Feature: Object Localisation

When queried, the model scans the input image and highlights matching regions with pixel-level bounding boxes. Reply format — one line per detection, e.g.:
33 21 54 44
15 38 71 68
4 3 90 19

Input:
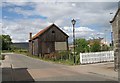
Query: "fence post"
80 53 82 64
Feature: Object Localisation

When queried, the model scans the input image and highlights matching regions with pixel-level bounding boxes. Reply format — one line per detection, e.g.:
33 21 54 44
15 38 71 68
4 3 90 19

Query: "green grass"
1 50 80 65
26 54 75 65
2 50 13 53
54 59 74 65
0 54 5 60
14 52 75 66
0 56 2 60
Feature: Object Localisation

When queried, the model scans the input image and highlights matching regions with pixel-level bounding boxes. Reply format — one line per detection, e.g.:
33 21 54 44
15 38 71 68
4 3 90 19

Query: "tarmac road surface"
1 53 118 82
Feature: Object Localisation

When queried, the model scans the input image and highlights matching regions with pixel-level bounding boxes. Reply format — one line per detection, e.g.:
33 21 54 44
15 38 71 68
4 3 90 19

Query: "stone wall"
111 8 120 70
118 7 120 70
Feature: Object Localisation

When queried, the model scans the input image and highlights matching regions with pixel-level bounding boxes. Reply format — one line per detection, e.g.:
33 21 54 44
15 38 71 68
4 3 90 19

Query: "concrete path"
1 53 118 82
68 62 118 80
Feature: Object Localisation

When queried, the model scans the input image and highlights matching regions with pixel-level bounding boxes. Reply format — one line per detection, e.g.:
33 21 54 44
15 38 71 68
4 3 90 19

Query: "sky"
1 0 119 43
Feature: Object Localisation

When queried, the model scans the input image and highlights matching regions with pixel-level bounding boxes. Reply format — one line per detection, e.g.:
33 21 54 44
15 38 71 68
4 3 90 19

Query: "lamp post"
71 19 76 65
104 29 107 45
110 12 113 49
111 31 113 48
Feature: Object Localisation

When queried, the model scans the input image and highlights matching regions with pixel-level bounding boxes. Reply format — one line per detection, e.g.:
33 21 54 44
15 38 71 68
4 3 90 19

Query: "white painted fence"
80 51 114 64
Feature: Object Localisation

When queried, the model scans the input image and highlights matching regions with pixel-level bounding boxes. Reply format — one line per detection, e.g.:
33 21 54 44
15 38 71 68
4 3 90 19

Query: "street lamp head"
71 19 76 25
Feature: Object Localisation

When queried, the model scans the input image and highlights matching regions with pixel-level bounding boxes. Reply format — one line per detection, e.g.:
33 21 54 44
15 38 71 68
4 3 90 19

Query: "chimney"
29 32 32 40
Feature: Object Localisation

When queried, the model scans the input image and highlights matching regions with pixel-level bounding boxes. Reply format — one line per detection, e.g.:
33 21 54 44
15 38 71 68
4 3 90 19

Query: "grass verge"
14 51 75 66
4 49 79 66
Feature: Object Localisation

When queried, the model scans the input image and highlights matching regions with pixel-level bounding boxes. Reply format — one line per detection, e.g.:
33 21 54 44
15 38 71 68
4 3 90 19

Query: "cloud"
0 23 2 35
2 19 52 42
2 2 28 7
2 2 118 43
6 2 117 26
2 18 103 42
3 0 120 2
63 26 104 40
8 7 35 17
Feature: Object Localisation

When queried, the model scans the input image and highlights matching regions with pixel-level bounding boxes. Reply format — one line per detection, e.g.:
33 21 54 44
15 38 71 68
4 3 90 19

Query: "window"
52 31 55 33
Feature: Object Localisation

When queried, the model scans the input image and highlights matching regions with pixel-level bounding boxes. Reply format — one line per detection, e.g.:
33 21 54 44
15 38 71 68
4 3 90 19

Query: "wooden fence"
80 51 114 64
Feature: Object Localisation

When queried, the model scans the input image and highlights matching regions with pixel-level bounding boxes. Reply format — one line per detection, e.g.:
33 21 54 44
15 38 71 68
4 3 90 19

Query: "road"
1 53 118 82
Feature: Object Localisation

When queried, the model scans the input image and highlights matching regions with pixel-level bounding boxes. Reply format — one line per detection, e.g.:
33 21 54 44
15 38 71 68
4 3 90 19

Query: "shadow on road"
2 67 35 83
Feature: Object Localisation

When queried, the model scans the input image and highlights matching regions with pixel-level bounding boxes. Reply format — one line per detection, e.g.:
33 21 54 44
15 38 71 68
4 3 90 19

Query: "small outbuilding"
29 24 69 57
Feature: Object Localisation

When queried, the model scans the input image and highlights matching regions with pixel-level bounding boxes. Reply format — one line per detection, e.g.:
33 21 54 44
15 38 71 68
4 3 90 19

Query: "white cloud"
2 2 28 7
63 26 104 39
6 2 118 27
3 0 120 2
3 18 104 42
9 8 31 16
2 19 52 42
71 3 76 7
0 23 2 35
2 2 118 43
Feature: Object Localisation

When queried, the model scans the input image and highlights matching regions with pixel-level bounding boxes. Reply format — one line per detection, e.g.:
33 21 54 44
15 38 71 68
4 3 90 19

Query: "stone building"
110 2 120 70
29 24 69 57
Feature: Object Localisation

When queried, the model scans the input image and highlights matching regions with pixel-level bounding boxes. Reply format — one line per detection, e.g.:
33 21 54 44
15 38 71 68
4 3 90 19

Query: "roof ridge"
110 7 120 23
32 23 54 40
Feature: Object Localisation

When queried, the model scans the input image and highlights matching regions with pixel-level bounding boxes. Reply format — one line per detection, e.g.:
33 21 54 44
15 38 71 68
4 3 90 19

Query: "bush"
89 40 101 52
2 50 13 53
43 51 71 61
44 52 59 61
13 49 28 53
59 51 70 60
0 54 5 60
19 49 28 53
76 55 80 64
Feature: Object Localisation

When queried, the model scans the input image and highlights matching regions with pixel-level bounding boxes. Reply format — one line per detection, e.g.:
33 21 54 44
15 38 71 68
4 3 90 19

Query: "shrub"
0 54 5 60
76 55 80 64
19 49 28 53
43 51 70 61
59 51 70 60
43 52 58 61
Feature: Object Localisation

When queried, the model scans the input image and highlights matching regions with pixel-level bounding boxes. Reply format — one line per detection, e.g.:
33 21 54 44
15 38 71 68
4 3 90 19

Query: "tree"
101 44 110 51
75 38 89 53
0 36 1 50
90 40 101 52
0 35 12 50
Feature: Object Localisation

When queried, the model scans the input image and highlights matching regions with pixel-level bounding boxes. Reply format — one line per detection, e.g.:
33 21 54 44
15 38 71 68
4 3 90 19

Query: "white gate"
80 51 114 64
